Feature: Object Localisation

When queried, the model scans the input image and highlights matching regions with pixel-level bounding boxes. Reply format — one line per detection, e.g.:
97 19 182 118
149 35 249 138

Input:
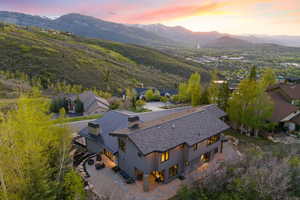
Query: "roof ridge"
112 106 206 135
131 109 208 135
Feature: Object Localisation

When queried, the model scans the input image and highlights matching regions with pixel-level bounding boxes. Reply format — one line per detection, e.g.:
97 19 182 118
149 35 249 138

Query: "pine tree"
218 82 230 110
200 89 210 105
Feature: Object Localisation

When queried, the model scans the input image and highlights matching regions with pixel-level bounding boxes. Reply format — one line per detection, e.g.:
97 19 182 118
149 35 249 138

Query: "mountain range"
0 11 300 48
0 22 209 92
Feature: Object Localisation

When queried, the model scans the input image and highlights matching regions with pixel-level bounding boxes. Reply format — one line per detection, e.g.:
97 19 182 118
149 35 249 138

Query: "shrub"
160 96 169 103
136 99 146 107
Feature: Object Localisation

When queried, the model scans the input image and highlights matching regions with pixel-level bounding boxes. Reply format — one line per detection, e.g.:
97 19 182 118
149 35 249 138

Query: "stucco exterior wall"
117 136 222 183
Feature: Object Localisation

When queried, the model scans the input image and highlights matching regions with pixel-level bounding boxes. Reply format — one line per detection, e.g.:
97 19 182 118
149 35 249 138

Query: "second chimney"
88 122 101 136
128 116 140 129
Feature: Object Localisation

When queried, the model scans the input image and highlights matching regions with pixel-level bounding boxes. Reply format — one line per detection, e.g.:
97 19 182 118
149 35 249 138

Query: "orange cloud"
122 0 277 23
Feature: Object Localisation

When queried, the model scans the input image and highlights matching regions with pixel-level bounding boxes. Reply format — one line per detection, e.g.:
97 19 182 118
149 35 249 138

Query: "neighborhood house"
267 83 300 132
66 91 110 115
122 87 177 100
79 105 229 191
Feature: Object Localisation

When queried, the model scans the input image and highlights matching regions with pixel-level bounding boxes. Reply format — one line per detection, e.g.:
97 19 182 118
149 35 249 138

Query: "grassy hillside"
0 23 207 93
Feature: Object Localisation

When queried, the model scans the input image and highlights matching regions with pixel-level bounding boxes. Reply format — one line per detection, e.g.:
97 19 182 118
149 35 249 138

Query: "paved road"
143 102 171 111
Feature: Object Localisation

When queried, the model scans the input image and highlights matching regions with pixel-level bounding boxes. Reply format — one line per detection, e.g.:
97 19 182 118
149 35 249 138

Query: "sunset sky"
1 0 300 35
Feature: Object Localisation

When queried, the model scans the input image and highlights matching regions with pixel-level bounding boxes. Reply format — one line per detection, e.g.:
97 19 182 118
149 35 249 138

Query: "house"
122 87 177 100
66 91 110 115
267 83 300 131
79 105 229 191
284 77 300 84
159 89 177 98
79 107 190 158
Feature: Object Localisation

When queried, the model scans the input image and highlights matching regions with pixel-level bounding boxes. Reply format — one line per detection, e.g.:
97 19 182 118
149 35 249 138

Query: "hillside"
0 23 208 93
204 36 254 49
134 24 228 48
0 11 177 48
1 11 299 49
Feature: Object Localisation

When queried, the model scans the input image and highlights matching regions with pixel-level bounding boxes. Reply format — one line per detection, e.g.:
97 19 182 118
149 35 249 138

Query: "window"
207 135 220 145
152 170 164 182
118 138 126 152
193 143 198 151
200 152 210 162
103 149 115 161
161 151 169 162
169 164 178 177
185 161 190 166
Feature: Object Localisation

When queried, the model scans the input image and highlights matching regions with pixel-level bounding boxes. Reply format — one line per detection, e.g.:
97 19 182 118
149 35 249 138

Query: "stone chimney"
128 116 140 129
88 122 101 136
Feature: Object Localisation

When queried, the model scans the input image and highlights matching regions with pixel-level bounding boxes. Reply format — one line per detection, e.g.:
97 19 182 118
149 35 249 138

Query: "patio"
84 142 240 200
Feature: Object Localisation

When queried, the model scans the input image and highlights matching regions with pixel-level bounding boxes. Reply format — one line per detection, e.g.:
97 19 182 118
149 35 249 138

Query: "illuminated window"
161 151 169 162
118 138 126 152
169 164 178 177
200 152 210 162
193 143 198 151
207 135 220 145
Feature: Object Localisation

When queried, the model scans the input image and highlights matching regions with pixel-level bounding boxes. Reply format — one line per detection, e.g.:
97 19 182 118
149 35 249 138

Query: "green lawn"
128 107 151 113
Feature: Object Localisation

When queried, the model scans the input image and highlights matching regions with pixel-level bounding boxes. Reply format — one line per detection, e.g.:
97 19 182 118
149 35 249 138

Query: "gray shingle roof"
127 109 229 155
79 107 190 154
200 104 227 118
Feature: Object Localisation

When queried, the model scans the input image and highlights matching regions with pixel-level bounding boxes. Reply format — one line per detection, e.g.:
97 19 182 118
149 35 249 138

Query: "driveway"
85 142 240 200
143 102 172 111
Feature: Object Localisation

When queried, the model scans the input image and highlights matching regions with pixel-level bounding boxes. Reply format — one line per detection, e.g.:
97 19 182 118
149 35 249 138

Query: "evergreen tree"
208 70 219 104
218 82 230 110
249 66 257 81
200 89 210 105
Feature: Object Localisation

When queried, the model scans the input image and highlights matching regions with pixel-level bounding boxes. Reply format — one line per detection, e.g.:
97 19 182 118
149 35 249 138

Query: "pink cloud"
122 2 228 23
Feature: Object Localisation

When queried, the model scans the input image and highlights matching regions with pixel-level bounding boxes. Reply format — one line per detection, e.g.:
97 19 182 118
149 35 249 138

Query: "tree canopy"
228 74 274 135
0 91 85 200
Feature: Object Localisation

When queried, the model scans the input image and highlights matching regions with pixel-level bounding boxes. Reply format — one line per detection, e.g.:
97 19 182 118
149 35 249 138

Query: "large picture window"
161 151 169 162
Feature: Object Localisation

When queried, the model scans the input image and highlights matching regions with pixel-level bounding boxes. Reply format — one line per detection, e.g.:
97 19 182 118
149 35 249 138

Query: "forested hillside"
0 23 208 93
